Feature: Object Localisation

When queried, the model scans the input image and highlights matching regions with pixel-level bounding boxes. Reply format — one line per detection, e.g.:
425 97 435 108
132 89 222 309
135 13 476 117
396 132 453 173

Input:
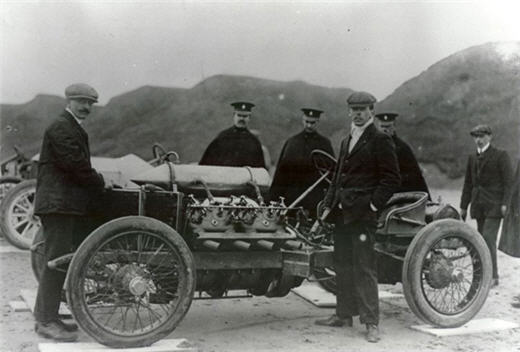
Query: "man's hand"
460 208 467 221
501 205 508 217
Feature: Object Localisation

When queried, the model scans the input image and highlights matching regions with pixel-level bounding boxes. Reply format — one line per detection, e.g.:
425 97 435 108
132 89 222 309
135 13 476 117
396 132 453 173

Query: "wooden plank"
39 338 194 352
9 300 30 312
411 318 519 336
21 289 71 317
292 282 404 308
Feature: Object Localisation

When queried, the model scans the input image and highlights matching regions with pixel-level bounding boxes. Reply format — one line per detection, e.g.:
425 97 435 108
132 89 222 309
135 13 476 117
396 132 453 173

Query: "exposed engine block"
187 195 289 234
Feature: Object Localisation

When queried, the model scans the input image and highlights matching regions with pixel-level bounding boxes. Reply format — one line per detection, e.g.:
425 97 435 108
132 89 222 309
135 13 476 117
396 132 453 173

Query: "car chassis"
30 149 493 348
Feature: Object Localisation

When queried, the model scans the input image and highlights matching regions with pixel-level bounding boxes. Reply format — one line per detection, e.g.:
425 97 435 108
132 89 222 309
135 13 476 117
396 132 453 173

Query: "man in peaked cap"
33 83 105 342
316 92 400 343
460 124 513 287
374 112 430 198
199 101 266 168
270 108 334 217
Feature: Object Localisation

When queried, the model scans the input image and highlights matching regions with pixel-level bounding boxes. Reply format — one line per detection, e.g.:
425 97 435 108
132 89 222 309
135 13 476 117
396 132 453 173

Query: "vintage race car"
28 147 492 348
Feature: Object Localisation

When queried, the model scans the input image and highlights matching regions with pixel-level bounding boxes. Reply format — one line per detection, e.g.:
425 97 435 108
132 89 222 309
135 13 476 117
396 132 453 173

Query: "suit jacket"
34 110 105 216
199 126 266 168
460 145 513 219
393 135 431 198
324 124 401 224
270 130 334 212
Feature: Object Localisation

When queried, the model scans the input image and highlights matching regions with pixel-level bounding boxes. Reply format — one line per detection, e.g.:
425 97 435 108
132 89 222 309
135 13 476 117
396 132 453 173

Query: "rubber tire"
0 176 22 204
0 176 22 237
313 267 337 295
31 227 45 282
0 179 39 249
402 219 492 328
66 216 196 348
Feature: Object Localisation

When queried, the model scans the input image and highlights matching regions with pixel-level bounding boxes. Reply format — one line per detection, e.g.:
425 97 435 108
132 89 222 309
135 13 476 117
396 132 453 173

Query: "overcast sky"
1 1 519 105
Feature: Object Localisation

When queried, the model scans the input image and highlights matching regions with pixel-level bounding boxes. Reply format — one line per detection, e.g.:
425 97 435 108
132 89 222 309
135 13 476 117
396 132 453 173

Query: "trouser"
334 220 379 325
34 214 90 323
476 217 501 279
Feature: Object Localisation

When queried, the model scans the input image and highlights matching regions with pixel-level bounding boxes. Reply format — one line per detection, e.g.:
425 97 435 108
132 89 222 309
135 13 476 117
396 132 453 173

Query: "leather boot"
366 324 380 343
315 314 353 327
35 321 78 342
55 318 78 332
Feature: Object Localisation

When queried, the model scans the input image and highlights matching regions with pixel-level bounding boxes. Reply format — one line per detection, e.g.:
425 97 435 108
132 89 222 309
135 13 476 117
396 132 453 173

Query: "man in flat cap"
374 112 430 198
460 124 513 287
270 108 334 217
199 101 266 168
316 92 400 343
33 83 105 342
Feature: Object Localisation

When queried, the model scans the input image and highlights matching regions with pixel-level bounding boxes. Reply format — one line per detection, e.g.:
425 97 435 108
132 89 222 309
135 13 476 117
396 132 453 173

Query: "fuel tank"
131 163 271 196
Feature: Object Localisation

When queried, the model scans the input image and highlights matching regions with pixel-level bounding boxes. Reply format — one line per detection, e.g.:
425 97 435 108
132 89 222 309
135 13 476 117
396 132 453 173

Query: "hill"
1 42 519 180
378 41 520 177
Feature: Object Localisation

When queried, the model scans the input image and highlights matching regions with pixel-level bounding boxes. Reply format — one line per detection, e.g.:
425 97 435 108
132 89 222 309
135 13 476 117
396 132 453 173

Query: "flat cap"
301 108 324 118
231 101 255 113
65 83 98 102
347 91 377 107
375 112 398 122
470 124 492 136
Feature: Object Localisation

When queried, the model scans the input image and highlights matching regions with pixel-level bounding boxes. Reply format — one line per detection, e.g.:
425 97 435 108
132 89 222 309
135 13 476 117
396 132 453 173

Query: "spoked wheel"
0 179 40 249
66 216 196 348
0 176 22 205
402 219 492 327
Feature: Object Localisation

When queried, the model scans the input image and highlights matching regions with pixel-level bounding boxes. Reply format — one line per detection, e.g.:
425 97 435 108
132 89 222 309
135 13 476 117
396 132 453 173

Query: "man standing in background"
199 101 266 168
460 124 513 287
374 112 430 198
270 108 334 217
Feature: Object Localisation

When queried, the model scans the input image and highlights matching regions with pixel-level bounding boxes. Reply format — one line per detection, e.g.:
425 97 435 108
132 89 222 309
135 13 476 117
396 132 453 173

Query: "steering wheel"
152 143 167 161
311 150 337 184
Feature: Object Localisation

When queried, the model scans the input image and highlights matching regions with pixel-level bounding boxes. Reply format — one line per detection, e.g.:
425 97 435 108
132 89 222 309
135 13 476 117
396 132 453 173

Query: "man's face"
375 120 395 136
472 134 491 149
233 112 250 129
68 98 95 120
349 106 373 127
302 115 319 133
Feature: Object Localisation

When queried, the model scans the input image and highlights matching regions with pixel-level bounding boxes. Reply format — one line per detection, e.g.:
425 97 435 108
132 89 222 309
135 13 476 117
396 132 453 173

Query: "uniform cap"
347 91 377 107
375 112 399 122
65 83 99 102
231 101 255 113
301 108 324 118
470 124 492 136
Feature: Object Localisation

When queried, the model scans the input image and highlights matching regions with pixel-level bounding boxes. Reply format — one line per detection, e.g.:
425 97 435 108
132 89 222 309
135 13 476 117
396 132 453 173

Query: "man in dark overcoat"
199 101 266 168
33 83 105 341
374 112 430 199
460 124 513 286
270 108 334 217
315 92 400 343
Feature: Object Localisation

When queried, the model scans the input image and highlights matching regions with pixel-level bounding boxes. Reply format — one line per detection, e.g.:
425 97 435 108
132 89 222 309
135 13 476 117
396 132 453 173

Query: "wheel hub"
113 264 155 297
426 252 454 289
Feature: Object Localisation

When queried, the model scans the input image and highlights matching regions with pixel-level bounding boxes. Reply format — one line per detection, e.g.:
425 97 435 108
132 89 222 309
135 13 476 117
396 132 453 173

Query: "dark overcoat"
498 159 520 257
324 124 401 224
270 131 334 212
460 145 513 219
393 135 430 198
34 110 105 216
199 126 266 168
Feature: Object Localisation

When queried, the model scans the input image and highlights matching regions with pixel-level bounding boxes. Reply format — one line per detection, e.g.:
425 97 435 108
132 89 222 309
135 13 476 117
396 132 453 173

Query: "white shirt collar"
350 117 373 136
66 107 83 125
478 143 490 154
